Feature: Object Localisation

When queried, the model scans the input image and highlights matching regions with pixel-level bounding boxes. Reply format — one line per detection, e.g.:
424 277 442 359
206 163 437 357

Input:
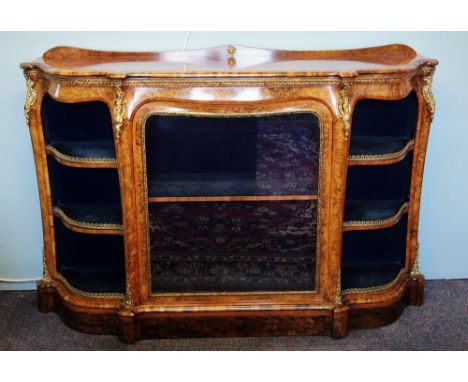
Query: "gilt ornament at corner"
422 66 435 122
338 83 352 141
334 270 342 305
123 276 133 310
24 74 38 126
411 245 420 277
113 82 127 143
42 249 51 284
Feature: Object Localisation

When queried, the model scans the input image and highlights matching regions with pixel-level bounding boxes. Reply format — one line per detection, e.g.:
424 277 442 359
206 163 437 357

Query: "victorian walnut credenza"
21 44 437 343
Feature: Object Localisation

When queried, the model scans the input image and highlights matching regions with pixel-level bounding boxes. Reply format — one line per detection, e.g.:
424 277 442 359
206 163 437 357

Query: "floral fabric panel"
149 201 317 293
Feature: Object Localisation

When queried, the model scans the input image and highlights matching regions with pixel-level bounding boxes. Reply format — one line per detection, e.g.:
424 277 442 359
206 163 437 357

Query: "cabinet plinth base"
37 281 55 313
407 274 425 306
332 305 350 339
36 273 424 343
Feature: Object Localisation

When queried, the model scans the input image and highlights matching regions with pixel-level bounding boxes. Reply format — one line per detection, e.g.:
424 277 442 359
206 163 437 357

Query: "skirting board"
0 281 39 291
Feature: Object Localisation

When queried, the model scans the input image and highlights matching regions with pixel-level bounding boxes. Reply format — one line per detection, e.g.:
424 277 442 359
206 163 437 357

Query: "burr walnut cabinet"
21 44 437 343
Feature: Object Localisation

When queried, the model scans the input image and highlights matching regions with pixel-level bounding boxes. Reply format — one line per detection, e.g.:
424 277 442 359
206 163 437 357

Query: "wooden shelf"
349 137 414 166
57 270 125 297
343 200 408 231
148 195 317 203
53 217 126 295
342 263 405 293
53 205 123 235
46 141 116 168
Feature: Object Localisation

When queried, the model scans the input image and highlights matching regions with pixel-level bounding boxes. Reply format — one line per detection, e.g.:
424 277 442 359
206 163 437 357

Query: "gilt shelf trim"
348 139 415 166
343 202 410 231
46 145 117 168
56 274 124 299
53 207 124 234
342 268 407 295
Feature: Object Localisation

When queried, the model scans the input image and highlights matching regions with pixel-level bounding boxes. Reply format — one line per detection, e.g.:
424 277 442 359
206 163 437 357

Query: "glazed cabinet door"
131 100 334 310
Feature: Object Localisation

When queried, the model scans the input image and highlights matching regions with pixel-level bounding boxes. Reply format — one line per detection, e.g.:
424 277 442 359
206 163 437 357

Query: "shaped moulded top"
20 44 438 79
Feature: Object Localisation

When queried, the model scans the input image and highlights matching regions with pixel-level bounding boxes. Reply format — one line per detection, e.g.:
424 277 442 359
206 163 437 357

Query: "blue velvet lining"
42 96 124 293
341 216 407 289
351 91 418 138
344 199 406 222
145 113 320 197
41 94 114 143
57 204 122 225
342 93 418 290
54 218 125 293
48 140 116 159
346 154 413 201
342 262 403 290
349 136 412 157
47 158 121 207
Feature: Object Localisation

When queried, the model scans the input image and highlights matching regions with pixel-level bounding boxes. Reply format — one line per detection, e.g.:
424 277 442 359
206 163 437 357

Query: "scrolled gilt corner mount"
422 66 436 121
112 82 126 143
24 74 38 125
338 83 352 141
21 44 437 342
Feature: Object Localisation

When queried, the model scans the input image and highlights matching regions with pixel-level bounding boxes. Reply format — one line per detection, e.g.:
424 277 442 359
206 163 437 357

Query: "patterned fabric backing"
255 114 320 195
149 201 318 293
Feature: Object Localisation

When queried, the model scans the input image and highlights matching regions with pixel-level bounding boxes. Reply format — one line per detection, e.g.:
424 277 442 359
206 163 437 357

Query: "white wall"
1 32 466 290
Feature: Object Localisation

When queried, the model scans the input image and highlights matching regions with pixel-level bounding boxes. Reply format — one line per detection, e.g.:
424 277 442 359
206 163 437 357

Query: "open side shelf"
41 94 116 168
54 218 125 295
351 92 419 138
47 158 122 235
53 205 123 234
46 141 116 168
349 137 414 165
345 154 413 201
341 211 408 291
342 91 419 292
343 200 408 231
349 91 418 166
342 263 405 292
47 158 121 205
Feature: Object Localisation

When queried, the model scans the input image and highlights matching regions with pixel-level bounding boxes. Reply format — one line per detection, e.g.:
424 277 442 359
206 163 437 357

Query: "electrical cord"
182 31 191 51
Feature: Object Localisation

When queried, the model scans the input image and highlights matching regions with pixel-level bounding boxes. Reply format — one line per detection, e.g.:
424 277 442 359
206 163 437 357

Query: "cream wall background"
0 32 466 290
